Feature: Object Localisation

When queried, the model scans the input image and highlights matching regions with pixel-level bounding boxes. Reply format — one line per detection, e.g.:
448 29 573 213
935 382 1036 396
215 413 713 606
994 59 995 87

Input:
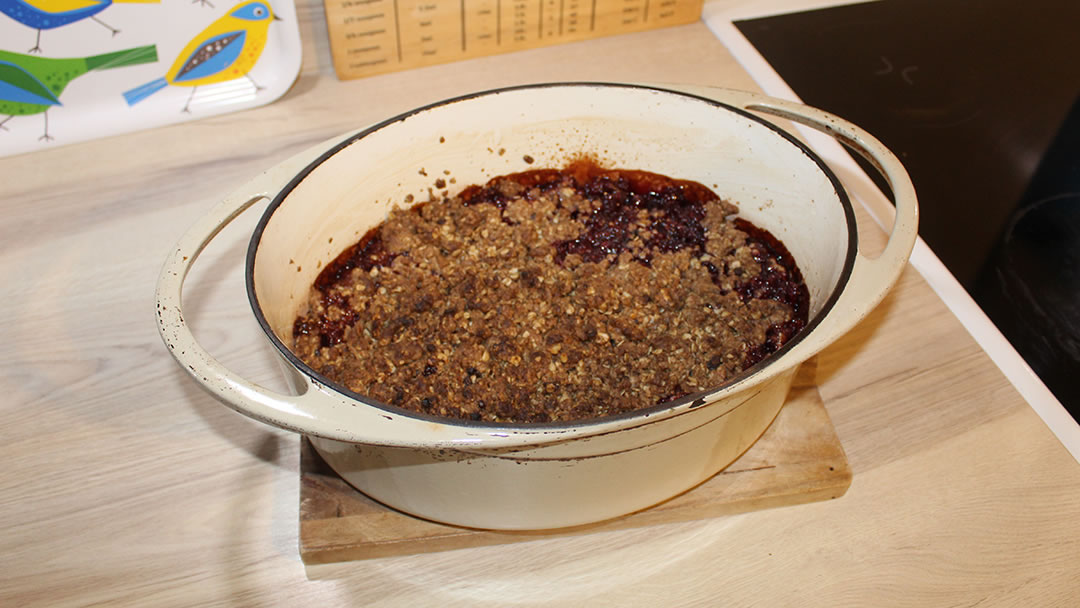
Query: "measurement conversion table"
325 0 704 78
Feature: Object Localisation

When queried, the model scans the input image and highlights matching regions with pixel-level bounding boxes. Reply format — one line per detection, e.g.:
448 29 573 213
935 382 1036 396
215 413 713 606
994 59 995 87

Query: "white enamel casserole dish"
156 83 918 529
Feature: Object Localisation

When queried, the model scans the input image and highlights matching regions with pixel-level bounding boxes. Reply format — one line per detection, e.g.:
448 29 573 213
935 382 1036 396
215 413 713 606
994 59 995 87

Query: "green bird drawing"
0 44 157 141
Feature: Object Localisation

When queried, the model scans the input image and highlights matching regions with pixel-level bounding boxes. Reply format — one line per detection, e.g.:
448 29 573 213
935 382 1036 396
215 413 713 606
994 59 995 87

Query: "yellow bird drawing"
123 0 279 112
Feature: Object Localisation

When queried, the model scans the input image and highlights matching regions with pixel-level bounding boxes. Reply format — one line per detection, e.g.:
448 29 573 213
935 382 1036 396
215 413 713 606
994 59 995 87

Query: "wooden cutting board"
323 0 705 79
298 360 850 564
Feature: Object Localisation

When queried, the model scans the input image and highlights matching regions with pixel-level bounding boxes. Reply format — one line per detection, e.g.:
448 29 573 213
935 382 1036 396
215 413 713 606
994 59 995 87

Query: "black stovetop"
735 0 1080 419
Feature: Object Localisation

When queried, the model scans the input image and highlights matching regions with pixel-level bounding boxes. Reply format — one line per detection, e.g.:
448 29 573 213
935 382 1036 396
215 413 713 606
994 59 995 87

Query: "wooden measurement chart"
324 0 704 79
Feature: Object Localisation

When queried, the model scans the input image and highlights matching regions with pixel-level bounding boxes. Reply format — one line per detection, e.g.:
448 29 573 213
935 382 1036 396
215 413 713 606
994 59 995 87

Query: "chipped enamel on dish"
156 83 918 529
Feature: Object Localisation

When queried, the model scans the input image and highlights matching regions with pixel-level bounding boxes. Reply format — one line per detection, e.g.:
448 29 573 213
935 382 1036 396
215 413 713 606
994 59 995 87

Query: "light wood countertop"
2 1 1078 605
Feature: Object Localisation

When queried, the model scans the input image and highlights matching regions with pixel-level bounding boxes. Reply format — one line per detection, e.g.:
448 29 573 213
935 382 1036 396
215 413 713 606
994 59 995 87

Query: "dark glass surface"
736 0 1080 418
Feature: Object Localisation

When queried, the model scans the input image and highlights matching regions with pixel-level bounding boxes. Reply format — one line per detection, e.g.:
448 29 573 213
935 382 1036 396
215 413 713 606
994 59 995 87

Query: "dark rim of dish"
245 82 859 430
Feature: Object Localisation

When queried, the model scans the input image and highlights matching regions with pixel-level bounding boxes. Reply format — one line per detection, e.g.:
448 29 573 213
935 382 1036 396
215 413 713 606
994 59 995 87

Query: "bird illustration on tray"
0 0 161 53
123 0 279 113
0 44 157 141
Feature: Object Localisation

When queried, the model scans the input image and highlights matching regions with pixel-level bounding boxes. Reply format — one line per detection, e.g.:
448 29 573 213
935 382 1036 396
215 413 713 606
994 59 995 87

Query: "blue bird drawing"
0 0 160 53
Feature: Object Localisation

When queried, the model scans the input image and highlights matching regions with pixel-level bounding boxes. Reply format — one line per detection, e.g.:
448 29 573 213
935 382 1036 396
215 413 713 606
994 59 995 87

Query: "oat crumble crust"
292 163 808 423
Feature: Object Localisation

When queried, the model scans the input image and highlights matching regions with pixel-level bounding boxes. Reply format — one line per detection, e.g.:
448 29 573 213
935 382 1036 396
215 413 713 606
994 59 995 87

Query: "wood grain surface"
1 0 1078 606
299 361 852 564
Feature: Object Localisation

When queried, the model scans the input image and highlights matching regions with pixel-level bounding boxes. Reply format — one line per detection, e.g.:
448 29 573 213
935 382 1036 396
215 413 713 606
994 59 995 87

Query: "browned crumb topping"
292 162 808 423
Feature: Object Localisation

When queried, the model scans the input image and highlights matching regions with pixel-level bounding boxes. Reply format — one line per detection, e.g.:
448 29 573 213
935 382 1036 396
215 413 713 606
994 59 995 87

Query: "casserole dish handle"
671 85 919 357
154 142 331 437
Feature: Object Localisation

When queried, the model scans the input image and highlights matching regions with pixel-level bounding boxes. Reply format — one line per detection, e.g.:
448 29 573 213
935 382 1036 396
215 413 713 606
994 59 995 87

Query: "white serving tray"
0 0 302 157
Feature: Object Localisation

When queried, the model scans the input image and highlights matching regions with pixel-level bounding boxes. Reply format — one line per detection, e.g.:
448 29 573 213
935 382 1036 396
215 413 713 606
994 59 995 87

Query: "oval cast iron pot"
155 83 918 530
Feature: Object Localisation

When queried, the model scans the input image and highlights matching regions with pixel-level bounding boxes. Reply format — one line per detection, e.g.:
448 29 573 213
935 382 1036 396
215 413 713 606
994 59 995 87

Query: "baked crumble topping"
292 161 808 423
